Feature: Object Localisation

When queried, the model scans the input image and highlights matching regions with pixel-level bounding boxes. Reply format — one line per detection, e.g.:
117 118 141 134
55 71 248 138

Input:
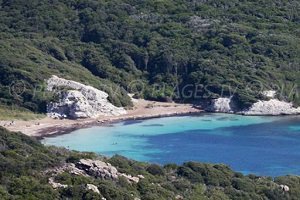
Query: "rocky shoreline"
46 76 300 117
208 92 300 116
2 76 299 139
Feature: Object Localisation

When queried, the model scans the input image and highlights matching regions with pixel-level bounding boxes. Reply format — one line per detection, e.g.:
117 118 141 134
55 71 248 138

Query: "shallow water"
42 113 300 176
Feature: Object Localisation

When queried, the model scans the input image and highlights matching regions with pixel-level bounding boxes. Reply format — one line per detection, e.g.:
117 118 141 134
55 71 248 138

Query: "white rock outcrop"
241 99 300 115
46 75 126 119
208 97 234 113
46 159 141 189
279 184 290 192
48 177 68 189
208 91 300 115
86 184 100 194
262 90 276 98
76 159 140 183
77 159 119 180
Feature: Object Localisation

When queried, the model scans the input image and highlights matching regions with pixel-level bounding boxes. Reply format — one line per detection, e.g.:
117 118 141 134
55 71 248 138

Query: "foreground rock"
47 75 126 119
77 159 140 183
46 159 142 187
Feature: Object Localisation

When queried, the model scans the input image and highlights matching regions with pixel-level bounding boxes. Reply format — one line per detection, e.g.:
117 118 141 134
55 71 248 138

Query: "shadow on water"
142 124 164 127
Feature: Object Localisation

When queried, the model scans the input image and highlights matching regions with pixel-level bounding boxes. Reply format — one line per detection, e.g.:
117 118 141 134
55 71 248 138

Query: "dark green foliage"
0 0 300 113
146 164 165 176
0 127 299 199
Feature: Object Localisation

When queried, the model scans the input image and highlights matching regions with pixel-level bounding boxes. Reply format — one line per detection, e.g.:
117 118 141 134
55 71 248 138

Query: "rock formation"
208 97 234 113
242 99 300 115
76 159 141 183
86 184 100 194
46 75 127 119
208 91 300 115
262 90 276 98
279 184 290 192
48 177 68 189
76 159 119 180
46 159 142 187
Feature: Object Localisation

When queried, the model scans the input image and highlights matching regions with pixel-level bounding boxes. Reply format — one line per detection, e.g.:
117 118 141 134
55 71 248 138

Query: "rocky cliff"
47 75 127 119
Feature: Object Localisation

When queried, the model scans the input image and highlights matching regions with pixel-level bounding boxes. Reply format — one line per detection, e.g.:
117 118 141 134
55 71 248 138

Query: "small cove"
42 113 300 176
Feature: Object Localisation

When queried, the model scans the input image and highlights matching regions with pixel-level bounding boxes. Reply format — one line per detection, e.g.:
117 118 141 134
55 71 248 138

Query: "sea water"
42 113 300 176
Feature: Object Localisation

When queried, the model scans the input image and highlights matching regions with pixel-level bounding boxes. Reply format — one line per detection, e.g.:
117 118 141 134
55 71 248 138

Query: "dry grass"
0 106 45 121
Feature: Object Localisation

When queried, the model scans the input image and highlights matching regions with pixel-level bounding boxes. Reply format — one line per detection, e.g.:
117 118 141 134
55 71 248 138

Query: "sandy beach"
0 99 202 138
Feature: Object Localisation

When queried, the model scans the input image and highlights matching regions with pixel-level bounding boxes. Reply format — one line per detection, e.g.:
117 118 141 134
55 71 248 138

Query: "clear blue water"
42 113 300 177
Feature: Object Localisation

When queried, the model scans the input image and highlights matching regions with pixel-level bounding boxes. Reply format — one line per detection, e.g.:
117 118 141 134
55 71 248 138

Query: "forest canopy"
0 0 300 112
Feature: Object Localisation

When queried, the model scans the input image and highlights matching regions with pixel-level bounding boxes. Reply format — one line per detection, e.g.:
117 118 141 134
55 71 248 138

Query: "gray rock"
241 99 300 115
46 75 126 119
77 159 119 180
86 184 100 194
208 97 234 113
48 177 68 189
77 159 139 183
208 96 300 116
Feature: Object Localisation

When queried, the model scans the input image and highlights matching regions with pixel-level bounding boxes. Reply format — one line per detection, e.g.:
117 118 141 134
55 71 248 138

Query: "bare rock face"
76 159 141 183
240 90 300 115
208 97 234 113
86 184 100 194
279 184 290 192
262 90 276 98
208 91 300 115
47 159 141 191
242 99 300 115
77 159 119 180
48 177 68 189
47 75 127 119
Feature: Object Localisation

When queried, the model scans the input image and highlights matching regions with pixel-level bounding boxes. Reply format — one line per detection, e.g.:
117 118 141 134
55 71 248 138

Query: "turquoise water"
42 113 300 176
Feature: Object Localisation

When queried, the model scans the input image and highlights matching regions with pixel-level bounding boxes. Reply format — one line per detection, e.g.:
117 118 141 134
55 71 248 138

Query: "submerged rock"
46 75 126 119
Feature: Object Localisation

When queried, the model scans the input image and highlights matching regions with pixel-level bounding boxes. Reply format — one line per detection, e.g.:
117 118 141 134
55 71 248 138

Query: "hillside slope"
0 127 299 199
0 0 300 113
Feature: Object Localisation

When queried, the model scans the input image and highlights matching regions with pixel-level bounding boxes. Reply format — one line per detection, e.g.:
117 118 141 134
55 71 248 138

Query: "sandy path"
0 99 202 138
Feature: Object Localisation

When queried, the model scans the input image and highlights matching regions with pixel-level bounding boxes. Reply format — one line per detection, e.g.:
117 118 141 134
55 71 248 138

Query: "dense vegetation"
1 127 300 199
0 0 300 113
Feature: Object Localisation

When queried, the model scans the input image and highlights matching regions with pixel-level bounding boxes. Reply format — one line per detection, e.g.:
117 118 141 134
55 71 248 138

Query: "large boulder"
47 75 127 119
